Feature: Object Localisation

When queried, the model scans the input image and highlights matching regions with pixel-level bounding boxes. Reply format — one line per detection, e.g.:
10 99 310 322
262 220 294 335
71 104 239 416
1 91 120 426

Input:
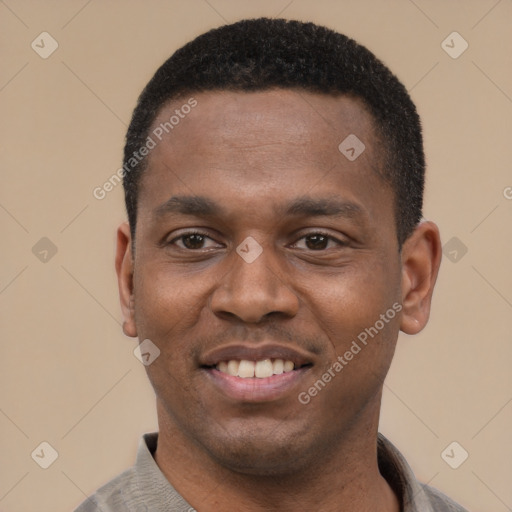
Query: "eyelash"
167 230 348 250
293 231 348 250
169 230 219 249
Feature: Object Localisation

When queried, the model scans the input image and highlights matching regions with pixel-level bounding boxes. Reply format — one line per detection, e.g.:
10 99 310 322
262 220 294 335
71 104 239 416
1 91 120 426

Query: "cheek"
306 315 399 427
312 262 401 401
297 256 400 347
131 266 210 414
132 262 211 351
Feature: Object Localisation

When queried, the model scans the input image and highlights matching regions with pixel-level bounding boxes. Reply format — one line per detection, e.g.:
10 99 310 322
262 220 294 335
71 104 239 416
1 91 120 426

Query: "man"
75 17 468 512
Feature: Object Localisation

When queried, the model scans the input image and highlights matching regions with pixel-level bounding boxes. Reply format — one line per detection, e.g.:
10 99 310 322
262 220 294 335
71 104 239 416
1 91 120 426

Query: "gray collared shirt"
74 432 469 512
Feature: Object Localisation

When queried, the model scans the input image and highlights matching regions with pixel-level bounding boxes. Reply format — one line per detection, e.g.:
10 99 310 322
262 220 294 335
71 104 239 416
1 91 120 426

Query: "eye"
169 231 221 250
292 232 346 251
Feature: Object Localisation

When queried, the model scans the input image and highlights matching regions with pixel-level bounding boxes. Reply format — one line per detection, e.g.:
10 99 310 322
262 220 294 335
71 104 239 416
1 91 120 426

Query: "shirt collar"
133 432 194 511
378 433 435 512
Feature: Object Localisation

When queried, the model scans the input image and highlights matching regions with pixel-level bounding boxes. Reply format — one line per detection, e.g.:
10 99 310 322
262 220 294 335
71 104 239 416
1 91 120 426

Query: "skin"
116 89 442 511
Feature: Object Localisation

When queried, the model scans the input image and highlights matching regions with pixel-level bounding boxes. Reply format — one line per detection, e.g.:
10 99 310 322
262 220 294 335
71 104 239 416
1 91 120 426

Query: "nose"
210 243 299 324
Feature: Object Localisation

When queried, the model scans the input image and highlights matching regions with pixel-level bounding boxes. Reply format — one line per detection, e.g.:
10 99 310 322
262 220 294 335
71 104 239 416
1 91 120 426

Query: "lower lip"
203 367 311 403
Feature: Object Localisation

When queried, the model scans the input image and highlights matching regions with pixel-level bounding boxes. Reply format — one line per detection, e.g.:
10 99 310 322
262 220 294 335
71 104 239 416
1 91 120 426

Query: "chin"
199 423 316 477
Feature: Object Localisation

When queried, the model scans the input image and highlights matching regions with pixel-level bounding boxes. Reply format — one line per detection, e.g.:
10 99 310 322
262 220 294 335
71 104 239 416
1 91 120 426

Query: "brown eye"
181 233 206 249
169 231 222 250
292 232 347 251
305 234 329 250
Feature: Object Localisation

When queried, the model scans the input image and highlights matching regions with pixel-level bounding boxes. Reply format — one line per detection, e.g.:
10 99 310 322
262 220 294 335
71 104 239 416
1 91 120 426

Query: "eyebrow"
282 196 365 220
153 195 366 223
154 195 224 218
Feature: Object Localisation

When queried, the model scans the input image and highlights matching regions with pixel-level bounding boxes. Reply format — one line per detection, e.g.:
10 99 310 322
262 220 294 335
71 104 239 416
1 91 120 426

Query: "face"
116 89 440 475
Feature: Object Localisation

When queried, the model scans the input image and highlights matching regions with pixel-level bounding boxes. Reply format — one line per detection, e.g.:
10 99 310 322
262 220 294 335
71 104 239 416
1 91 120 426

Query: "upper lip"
200 343 315 367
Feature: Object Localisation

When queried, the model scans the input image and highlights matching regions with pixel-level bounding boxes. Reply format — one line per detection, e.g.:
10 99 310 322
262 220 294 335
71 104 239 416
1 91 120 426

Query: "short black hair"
123 17 424 247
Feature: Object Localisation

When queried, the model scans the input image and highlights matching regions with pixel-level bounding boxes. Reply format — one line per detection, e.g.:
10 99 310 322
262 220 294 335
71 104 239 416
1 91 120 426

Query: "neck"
153 400 400 512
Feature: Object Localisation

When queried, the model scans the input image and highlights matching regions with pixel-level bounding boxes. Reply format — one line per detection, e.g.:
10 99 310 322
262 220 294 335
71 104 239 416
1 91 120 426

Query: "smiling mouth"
202 359 313 379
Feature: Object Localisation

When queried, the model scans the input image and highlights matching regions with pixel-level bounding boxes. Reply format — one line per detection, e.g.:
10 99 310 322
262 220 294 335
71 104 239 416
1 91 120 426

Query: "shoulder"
73 466 137 512
422 484 470 512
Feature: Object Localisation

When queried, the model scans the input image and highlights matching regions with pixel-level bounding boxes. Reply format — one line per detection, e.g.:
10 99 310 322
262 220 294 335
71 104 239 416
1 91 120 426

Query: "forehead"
137 89 391 228
147 89 378 171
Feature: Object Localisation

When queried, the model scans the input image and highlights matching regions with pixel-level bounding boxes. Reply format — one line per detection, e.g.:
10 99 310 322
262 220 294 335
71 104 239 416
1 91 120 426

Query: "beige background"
1 1 511 511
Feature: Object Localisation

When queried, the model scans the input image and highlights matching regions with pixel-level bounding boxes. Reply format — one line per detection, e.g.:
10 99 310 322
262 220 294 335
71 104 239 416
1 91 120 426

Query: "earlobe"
115 222 138 338
399 220 442 335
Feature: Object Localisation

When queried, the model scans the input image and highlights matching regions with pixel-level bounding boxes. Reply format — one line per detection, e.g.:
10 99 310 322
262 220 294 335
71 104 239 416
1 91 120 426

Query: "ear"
399 220 442 335
115 222 137 338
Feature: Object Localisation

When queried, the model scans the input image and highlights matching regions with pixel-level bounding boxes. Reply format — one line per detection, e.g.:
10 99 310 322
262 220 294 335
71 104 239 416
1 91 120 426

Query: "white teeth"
255 359 273 378
273 358 284 375
283 360 294 372
215 358 297 378
227 360 239 376
238 360 255 378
